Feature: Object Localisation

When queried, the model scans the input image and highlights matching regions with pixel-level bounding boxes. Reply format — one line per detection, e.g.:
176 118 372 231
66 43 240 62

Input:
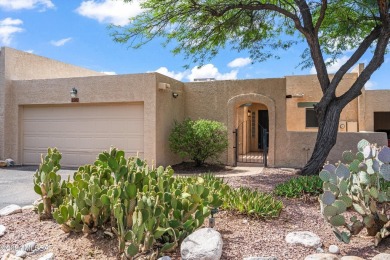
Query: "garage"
22 103 144 167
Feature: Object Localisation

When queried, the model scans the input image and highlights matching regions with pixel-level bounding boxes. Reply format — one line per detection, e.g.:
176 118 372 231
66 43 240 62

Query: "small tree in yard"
169 119 228 166
112 0 390 175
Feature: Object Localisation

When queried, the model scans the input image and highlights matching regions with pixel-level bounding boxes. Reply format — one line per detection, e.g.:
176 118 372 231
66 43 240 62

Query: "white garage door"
23 103 144 167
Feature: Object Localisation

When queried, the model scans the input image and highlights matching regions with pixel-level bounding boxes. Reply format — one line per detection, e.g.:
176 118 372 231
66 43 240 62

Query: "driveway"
0 166 75 209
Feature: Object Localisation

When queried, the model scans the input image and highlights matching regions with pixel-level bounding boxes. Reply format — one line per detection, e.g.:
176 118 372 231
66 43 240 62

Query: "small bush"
204 174 283 218
274 175 323 198
169 119 228 166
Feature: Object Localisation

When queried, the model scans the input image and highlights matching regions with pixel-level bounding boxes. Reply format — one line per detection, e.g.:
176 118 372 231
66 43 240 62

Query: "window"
306 108 318 128
251 111 256 137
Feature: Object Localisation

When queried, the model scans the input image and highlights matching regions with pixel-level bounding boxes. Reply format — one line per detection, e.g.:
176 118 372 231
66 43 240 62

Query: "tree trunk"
301 101 342 175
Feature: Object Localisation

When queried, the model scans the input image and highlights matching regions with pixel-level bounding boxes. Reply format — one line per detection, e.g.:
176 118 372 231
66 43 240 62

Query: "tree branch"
315 0 327 33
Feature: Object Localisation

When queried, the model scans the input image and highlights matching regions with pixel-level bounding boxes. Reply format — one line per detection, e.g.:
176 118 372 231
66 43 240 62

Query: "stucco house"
0 47 389 168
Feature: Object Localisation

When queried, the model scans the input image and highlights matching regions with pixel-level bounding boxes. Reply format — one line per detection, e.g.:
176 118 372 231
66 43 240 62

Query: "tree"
111 0 390 175
169 119 228 166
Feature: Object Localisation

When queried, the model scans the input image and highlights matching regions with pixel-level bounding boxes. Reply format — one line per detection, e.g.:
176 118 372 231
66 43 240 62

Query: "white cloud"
24 49 34 53
50 37 72 47
0 0 54 11
310 56 350 74
365 80 377 90
102 71 117 75
228 57 252 68
187 64 238 82
76 0 143 26
155 67 187 81
0 18 23 45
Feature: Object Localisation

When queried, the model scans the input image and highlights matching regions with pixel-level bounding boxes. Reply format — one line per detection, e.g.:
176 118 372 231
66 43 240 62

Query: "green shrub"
203 174 283 218
274 176 323 198
169 119 228 166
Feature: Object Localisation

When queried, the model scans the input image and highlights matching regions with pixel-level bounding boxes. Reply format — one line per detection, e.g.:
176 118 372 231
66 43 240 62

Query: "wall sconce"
247 110 251 117
172 92 179 98
70 87 79 102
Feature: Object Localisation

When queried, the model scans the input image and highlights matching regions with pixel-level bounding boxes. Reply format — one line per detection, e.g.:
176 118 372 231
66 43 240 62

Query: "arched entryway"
227 93 275 166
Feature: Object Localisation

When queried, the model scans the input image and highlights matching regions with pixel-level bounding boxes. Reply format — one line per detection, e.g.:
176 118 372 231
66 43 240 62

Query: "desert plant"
319 139 390 245
274 176 323 198
169 118 228 166
222 187 283 218
33 148 66 219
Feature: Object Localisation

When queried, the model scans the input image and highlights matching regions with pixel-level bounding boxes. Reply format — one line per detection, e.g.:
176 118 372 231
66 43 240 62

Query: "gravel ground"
1 167 389 260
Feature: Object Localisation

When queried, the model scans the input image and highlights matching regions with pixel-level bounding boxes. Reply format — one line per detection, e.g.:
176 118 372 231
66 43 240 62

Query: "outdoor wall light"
172 92 179 98
248 110 251 117
70 87 79 102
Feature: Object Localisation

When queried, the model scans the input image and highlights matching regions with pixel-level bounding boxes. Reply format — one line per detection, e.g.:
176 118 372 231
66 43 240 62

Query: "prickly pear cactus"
319 139 390 246
33 148 65 219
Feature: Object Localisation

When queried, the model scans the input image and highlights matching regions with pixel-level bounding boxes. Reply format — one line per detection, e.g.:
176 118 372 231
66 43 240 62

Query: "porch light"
172 92 179 98
70 87 78 98
70 87 79 102
248 110 251 117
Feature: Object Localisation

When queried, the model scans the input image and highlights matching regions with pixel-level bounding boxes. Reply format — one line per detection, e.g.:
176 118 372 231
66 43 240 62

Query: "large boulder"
181 228 223 260
0 205 22 216
372 253 390 260
285 231 322 248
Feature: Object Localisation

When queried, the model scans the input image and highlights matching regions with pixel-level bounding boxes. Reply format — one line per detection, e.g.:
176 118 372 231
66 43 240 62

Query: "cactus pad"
321 191 336 205
378 147 390 164
323 164 336 174
379 164 390 181
349 159 360 173
357 139 370 152
358 171 371 185
363 145 373 159
319 170 330 182
336 163 351 179
333 200 347 214
342 151 355 163
323 205 338 217
330 214 346 226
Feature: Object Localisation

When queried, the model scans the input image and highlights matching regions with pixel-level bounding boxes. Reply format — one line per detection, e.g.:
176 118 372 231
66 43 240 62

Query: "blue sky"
0 0 388 89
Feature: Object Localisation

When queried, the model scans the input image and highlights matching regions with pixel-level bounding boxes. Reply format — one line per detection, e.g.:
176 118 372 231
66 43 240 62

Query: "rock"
0 253 23 260
0 205 22 216
0 161 7 167
243 257 278 260
14 251 27 259
22 205 34 211
158 257 171 260
328 245 340 254
304 253 339 260
372 253 390 260
0 225 6 236
242 219 248 224
285 231 322 248
32 198 42 206
37 253 54 260
21 241 36 252
340 257 365 260
181 228 223 260
5 159 14 167
316 248 325 253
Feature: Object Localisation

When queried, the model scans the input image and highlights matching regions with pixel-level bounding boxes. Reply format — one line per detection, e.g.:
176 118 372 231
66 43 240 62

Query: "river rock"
340 256 365 260
14 251 27 259
372 253 390 260
181 228 223 260
285 231 322 248
304 253 339 260
21 241 36 252
244 257 278 260
37 253 54 260
328 245 340 254
0 225 6 236
0 205 22 216
1 253 23 260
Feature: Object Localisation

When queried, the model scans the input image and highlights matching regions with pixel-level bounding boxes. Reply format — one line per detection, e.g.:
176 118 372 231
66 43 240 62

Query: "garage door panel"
23 104 144 167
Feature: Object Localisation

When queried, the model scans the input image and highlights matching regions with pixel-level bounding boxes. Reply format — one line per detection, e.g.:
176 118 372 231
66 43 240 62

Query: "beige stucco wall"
184 78 287 167
5 73 159 165
286 74 359 131
0 47 104 160
280 131 387 168
155 73 185 166
361 90 390 131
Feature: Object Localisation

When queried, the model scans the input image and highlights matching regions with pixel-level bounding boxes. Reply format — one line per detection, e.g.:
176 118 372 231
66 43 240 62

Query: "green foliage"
319 140 390 246
274 176 323 198
169 119 228 166
33 147 66 219
223 187 283 218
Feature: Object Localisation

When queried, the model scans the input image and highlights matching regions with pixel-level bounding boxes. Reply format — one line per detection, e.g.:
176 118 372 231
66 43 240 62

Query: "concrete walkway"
0 165 263 209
